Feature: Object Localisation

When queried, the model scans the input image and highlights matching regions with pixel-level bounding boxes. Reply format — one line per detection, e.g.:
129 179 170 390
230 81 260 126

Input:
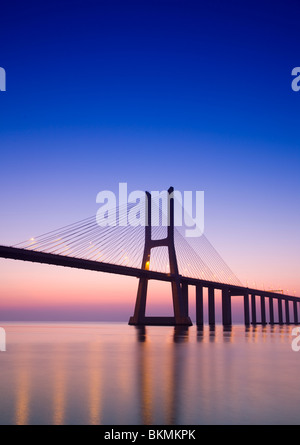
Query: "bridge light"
145 261 150 270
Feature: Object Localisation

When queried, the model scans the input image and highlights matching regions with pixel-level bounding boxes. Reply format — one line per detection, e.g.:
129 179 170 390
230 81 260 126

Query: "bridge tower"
129 187 192 326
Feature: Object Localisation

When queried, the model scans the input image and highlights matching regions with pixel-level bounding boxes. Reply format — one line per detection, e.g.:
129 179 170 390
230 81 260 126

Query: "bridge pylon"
129 187 192 326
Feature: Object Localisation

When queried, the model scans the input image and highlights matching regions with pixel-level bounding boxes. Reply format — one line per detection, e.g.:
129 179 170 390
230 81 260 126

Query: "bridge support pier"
269 297 274 324
278 299 283 325
244 293 250 325
196 285 203 326
294 301 298 324
260 296 266 325
251 294 256 324
222 288 232 326
208 287 215 326
181 282 189 318
130 276 149 325
285 300 290 324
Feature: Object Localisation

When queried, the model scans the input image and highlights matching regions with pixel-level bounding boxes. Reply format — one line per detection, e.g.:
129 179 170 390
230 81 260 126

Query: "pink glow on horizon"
0 254 297 323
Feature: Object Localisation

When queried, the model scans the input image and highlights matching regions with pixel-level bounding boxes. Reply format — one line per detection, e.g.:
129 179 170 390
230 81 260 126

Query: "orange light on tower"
145 261 150 270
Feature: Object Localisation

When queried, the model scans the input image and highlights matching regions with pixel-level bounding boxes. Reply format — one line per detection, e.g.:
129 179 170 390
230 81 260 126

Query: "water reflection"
222 325 233 343
135 326 189 424
173 326 189 343
208 325 216 343
15 348 31 425
135 327 153 424
52 345 66 425
196 326 204 342
1 323 299 425
88 341 102 425
197 325 234 343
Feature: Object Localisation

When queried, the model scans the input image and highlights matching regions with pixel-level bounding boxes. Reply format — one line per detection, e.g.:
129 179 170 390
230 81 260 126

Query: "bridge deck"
0 245 298 301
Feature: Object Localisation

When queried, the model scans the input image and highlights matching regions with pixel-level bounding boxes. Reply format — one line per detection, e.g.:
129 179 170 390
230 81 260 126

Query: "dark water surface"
0 322 299 425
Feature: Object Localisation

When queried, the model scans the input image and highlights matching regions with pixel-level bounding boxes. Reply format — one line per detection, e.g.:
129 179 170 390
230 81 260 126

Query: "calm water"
0 322 299 425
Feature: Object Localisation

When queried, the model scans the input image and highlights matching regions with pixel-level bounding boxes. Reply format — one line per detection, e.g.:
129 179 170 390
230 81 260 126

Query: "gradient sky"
0 0 299 321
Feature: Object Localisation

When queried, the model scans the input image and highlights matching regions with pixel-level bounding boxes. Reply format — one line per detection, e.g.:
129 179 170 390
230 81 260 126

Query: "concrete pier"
260 296 266 325
269 297 274 324
208 287 215 326
181 282 189 318
251 294 256 324
244 293 250 325
196 285 203 326
222 288 232 326
294 301 298 324
285 300 290 324
278 299 283 325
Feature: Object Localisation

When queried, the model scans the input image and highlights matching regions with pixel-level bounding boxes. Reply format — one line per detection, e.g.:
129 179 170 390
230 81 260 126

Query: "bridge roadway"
0 245 299 325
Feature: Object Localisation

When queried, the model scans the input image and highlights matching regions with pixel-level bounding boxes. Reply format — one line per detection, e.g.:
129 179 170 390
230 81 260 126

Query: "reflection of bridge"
0 187 298 326
7 324 235 425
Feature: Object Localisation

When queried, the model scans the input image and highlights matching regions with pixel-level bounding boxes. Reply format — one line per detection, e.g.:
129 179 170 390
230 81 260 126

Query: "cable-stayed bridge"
0 187 298 326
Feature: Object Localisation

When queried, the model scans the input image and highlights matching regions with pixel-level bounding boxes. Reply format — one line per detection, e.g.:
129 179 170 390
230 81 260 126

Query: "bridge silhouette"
0 187 298 326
